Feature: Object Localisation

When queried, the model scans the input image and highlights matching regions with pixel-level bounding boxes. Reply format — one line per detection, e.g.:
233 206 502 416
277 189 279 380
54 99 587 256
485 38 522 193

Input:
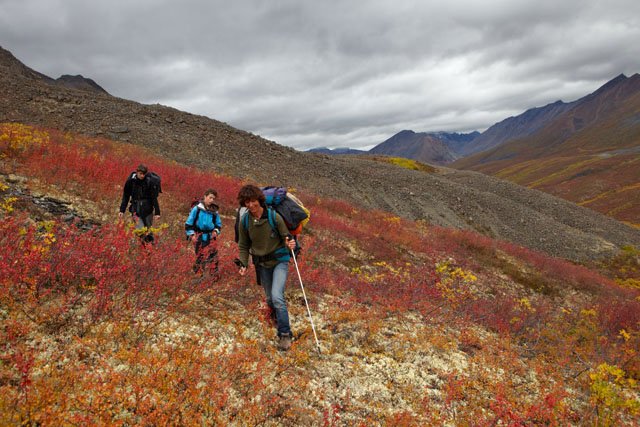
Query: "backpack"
260 186 310 235
146 172 162 198
233 187 309 255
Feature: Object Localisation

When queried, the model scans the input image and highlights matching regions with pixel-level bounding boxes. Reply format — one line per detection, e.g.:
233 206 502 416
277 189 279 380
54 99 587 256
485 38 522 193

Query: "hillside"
1 124 639 425
1 45 639 263
453 74 640 226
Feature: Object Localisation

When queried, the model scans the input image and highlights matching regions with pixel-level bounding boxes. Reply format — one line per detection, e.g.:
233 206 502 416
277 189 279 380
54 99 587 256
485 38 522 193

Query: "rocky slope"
1 46 639 262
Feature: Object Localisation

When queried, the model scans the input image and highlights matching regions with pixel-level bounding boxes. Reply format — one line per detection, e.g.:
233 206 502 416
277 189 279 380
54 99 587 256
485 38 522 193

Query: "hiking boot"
277 334 292 351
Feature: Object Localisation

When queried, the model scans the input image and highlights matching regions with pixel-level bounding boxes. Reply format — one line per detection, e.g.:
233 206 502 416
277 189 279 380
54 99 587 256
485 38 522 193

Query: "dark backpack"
233 187 309 258
146 172 162 198
260 186 309 235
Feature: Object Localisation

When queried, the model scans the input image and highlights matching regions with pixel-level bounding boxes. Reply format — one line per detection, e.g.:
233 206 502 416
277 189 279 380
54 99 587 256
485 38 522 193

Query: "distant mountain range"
310 73 640 225
453 73 640 225
310 74 638 167
1 44 639 252
369 130 479 164
307 147 366 155
309 130 480 164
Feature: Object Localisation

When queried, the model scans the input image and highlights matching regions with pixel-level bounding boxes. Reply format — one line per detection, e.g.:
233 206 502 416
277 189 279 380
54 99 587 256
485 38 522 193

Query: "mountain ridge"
1 45 639 262
451 73 640 224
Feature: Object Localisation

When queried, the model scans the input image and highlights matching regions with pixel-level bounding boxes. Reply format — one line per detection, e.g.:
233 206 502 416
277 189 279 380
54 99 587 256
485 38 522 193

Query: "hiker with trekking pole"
236 184 299 351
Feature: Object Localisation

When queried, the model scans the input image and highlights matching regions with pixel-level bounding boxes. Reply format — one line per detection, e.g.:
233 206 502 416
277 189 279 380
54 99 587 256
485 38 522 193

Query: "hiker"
236 184 297 351
118 164 161 243
185 188 222 278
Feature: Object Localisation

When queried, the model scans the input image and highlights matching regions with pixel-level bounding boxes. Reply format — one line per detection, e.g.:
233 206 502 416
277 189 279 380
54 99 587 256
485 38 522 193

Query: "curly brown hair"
237 184 265 207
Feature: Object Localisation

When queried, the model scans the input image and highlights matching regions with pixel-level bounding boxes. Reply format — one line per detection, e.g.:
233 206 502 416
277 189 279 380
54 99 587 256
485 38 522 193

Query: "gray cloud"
1 0 639 149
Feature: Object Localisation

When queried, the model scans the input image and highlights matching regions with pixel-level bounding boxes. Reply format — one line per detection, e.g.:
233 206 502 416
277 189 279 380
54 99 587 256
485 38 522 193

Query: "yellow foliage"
28 220 57 255
351 260 412 284
0 196 18 213
619 329 631 342
384 216 401 224
616 278 640 289
132 222 169 238
372 156 436 172
435 260 479 307
0 122 50 157
518 297 535 314
589 363 640 423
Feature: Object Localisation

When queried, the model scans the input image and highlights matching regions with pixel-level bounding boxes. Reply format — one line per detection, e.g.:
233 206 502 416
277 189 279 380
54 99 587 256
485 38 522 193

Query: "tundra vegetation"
1 123 639 425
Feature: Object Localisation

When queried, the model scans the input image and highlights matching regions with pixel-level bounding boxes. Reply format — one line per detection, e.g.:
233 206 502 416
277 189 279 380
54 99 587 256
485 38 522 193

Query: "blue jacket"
185 203 222 242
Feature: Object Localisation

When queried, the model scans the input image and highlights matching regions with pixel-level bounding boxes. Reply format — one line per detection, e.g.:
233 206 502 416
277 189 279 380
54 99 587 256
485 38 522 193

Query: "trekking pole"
290 248 321 354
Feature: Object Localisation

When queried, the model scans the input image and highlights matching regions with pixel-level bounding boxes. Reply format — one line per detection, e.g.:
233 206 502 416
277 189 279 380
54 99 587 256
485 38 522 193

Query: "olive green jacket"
238 208 291 268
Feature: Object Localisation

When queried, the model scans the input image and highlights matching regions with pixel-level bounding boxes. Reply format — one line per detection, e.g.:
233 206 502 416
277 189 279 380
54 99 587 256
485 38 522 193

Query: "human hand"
239 266 247 276
285 237 296 251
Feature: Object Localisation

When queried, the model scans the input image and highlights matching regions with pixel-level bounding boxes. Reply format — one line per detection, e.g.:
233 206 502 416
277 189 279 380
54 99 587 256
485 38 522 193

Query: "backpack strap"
185 206 202 234
242 208 290 264
242 211 250 231
267 207 280 239
242 208 279 236
193 207 202 232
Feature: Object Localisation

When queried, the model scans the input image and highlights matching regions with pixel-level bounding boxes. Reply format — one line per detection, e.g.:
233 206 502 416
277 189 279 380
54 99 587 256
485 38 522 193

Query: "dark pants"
133 199 155 243
135 213 155 243
194 238 219 277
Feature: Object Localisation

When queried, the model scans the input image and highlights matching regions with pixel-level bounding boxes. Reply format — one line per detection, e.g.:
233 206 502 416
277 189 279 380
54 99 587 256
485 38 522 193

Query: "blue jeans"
259 262 291 336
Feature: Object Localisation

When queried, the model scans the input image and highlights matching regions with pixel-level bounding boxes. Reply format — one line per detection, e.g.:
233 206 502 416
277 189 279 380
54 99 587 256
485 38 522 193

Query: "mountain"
0 48 108 95
55 74 109 94
307 146 366 155
452 73 640 226
2 47 640 426
309 131 479 164
368 130 479 165
1 45 639 262
460 100 577 156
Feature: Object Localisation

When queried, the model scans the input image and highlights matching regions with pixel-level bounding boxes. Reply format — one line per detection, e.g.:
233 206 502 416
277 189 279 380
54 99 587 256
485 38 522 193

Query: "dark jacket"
119 172 161 217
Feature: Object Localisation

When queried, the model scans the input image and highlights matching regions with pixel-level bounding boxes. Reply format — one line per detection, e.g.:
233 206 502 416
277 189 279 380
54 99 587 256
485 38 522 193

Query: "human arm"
213 212 222 237
119 177 133 214
185 207 199 240
237 214 251 270
153 197 161 216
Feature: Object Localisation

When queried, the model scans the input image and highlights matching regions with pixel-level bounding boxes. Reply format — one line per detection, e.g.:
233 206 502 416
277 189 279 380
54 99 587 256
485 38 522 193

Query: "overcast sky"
1 0 639 150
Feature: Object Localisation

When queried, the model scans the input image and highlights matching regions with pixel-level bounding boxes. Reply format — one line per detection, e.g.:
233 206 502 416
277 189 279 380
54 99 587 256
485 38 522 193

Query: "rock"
110 126 129 133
